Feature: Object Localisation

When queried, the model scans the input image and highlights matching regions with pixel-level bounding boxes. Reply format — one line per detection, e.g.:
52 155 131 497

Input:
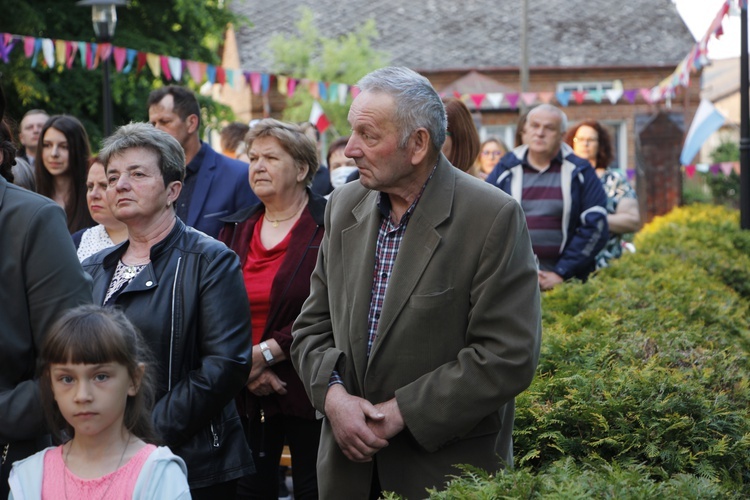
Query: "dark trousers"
191 479 239 500
237 412 321 500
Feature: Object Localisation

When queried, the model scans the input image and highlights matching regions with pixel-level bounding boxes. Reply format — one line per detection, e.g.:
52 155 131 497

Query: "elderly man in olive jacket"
291 67 542 499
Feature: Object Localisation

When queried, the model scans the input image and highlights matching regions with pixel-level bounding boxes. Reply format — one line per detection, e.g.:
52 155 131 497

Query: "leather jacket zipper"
210 422 220 448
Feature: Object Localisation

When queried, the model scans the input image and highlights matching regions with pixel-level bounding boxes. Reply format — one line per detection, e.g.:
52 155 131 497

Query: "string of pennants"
683 161 740 179
0 0 743 109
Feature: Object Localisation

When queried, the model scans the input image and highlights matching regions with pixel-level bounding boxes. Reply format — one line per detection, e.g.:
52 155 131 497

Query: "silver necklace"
63 434 131 500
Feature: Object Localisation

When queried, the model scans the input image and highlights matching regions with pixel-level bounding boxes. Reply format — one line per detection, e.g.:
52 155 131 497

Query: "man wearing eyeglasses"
485 104 608 290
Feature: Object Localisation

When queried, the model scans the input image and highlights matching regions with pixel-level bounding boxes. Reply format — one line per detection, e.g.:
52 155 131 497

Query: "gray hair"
527 104 568 133
246 119 319 185
357 67 447 152
99 122 185 185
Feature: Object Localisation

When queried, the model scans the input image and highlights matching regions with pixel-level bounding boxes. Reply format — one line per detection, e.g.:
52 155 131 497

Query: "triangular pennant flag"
36 38 48 68
206 64 216 84
351 86 361 99
249 72 261 94
23 36 35 58
626 169 636 182
123 49 137 73
470 94 485 108
160 56 172 81
318 82 328 101
521 92 537 106
685 165 696 179
555 91 571 107
261 73 270 94
623 89 638 104
113 47 127 72
328 83 338 103
605 89 623 104
55 40 66 67
308 80 320 99
588 89 604 103
65 41 78 69
186 61 204 83
98 43 112 63
146 53 161 77
709 164 721 175
695 163 710 173
338 83 348 104
505 93 520 109
0 37 17 63
225 69 236 88
216 66 226 85
538 92 555 104
453 91 462 99
309 100 330 133
485 92 504 108
720 162 734 176
288 78 298 97
572 91 586 105
78 41 87 67
639 88 653 104
168 56 182 81
136 52 147 73
87 43 97 69
277 75 289 96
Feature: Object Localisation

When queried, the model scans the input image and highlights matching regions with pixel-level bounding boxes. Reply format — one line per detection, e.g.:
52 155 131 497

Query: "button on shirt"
175 142 208 222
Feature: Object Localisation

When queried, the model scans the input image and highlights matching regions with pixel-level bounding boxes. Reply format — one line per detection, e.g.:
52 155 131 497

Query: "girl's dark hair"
564 119 614 169
442 97 480 172
40 305 159 444
0 118 16 183
34 115 94 233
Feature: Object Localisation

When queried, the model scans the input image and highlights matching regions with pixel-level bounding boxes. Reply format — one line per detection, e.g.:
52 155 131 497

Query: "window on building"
557 81 616 102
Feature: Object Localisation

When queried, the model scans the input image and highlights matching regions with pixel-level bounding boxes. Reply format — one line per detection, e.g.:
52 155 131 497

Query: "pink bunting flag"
65 41 77 69
249 72 262 95
113 47 127 72
24 36 35 58
505 93 520 109
453 91 462 99
684 165 696 179
720 162 734 176
99 43 112 62
186 61 204 83
351 86 361 99
572 91 586 105
639 88 653 104
288 78 297 97
521 92 537 106
160 56 172 81
470 94 485 108
538 92 555 104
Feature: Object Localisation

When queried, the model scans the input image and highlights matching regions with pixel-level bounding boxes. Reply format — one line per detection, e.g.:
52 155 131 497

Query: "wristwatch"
259 341 275 366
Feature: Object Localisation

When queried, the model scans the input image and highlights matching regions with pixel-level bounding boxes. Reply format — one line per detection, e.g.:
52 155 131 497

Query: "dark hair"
147 85 201 127
442 97 480 172
564 119 613 169
40 305 159 444
35 115 94 232
1 118 16 183
220 122 250 154
246 119 319 185
326 136 350 168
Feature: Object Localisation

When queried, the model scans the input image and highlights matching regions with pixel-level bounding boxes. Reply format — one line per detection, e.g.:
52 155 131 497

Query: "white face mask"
330 166 358 189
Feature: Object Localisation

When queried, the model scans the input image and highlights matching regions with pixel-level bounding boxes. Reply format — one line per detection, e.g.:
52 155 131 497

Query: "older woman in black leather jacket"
82 123 253 499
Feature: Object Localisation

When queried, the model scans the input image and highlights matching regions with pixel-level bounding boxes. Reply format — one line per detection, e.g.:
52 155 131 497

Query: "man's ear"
409 128 430 165
186 114 200 135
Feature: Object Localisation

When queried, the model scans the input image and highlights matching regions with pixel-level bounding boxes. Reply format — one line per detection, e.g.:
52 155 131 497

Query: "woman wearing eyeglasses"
470 137 508 180
565 120 641 268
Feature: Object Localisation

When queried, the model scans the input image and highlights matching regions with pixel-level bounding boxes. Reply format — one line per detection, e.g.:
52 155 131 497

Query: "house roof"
231 0 696 74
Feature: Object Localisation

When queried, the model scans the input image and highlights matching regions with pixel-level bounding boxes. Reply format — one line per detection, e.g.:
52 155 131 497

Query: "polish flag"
309 100 330 133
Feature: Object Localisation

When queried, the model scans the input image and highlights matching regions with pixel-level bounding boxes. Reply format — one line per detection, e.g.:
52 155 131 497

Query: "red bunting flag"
309 100 330 133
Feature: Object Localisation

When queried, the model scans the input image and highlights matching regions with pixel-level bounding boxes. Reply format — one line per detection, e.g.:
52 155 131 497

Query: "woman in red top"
219 119 326 499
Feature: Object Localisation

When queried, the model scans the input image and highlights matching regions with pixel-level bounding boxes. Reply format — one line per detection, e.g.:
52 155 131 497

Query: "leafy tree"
0 0 246 147
266 6 390 137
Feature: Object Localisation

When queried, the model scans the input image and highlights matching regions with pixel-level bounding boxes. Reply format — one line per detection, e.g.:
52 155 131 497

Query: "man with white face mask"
326 136 358 191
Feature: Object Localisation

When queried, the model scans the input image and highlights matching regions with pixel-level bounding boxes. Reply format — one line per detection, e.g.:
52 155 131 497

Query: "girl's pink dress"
41 444 157 499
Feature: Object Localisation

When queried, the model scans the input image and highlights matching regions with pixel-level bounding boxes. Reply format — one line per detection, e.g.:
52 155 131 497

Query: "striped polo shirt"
520 157 563 271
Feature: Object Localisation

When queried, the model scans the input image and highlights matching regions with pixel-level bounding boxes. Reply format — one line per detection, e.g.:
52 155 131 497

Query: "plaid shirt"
330 164 437 386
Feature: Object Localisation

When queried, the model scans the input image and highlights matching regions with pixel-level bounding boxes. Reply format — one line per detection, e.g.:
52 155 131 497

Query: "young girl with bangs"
8 305 190 500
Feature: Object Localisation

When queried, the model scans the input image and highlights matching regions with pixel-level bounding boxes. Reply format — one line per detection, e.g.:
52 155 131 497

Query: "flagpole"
741 1 750 229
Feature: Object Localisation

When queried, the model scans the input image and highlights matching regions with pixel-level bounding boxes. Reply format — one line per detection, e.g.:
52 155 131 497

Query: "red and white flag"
309 100 330 133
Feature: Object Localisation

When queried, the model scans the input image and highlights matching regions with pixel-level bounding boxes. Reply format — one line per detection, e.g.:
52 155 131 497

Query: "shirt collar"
377 160 439 222
185 141 208 174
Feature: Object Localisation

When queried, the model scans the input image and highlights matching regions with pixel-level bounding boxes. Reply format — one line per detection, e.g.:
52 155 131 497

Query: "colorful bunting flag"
309 100 330 133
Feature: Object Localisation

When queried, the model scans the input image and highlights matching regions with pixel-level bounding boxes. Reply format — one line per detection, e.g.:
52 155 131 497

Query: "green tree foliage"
0 0 245 147
266 6 390 136
707 139 740 207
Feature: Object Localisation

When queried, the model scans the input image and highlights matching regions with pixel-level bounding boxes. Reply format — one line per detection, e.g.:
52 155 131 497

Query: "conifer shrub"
391 205 750 498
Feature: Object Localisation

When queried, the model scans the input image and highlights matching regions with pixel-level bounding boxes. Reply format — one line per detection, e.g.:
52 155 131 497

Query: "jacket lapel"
187 146 216 227
368 156 455 362
341 189 381 390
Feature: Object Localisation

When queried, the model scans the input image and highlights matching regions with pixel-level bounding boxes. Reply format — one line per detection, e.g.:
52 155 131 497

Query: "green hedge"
397 205 750 498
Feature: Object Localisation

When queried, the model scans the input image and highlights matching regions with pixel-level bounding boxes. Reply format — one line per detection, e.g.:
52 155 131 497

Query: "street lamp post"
76 0 126 137
741 3 750 229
